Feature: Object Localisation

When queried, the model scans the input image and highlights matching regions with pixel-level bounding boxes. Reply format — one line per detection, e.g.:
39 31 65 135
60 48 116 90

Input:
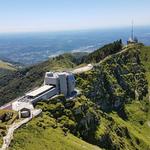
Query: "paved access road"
72 64 93 74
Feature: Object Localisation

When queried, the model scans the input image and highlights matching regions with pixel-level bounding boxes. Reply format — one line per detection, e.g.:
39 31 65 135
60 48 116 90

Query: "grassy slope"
95 46 150 150
111 100 150 150
140 46 150 83
9 116 101 150
0 60 16 71
0 60 17 78
140 46 150 136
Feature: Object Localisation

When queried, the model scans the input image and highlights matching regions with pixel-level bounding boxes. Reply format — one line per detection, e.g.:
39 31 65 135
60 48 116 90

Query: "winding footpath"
0 109 42 150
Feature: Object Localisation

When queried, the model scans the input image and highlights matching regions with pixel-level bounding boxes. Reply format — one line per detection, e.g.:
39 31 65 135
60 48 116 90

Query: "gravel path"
0 109 42 150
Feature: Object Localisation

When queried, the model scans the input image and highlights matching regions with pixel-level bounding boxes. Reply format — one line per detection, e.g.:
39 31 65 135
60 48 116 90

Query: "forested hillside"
82 39 122 63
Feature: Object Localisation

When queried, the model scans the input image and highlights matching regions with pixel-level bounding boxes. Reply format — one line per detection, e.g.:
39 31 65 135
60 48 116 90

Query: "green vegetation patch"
95 99 150 150
36 95 100 142
83 40 122 63
9 120 101 150
0 60 16 71
77 44 148 111
0 109 18 146
9 95 101 150
140 46 150 84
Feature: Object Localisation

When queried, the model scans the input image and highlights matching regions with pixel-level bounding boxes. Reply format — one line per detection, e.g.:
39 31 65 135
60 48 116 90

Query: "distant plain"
0 26 150 65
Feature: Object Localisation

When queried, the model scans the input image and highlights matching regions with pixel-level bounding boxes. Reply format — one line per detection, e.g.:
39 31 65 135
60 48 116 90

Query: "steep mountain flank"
35 95 100 142
140 46 150 84
77 45 148 112
10 124 101 150
94 99 150 150
9 95 101 150
75 44 150 149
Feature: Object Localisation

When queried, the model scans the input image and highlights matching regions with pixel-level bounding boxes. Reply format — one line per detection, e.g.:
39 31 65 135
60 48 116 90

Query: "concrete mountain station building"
11 71 76 118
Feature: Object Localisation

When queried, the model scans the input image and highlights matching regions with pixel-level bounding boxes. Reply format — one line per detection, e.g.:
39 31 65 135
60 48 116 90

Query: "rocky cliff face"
36 95 100 142
77 46 148 112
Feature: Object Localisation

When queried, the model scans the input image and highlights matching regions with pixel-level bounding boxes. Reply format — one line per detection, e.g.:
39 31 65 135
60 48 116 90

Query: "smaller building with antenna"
127 21 138 44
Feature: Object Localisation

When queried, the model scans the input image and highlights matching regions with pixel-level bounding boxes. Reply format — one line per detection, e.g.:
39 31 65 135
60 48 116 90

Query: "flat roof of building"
26 85 54 97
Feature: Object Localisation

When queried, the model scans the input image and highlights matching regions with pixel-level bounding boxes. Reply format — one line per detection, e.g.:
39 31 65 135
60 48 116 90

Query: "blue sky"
0 0 150 33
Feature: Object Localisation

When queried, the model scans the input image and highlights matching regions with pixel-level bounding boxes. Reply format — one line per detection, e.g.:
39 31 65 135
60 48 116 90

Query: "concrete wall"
31 88 58 104
67 74 76 96
44 88 58 99
58 74 68 96
44 77 59 87
44 72 75 97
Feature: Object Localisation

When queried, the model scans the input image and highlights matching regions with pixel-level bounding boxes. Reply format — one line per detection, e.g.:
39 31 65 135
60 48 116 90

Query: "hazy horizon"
0 25 150 35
